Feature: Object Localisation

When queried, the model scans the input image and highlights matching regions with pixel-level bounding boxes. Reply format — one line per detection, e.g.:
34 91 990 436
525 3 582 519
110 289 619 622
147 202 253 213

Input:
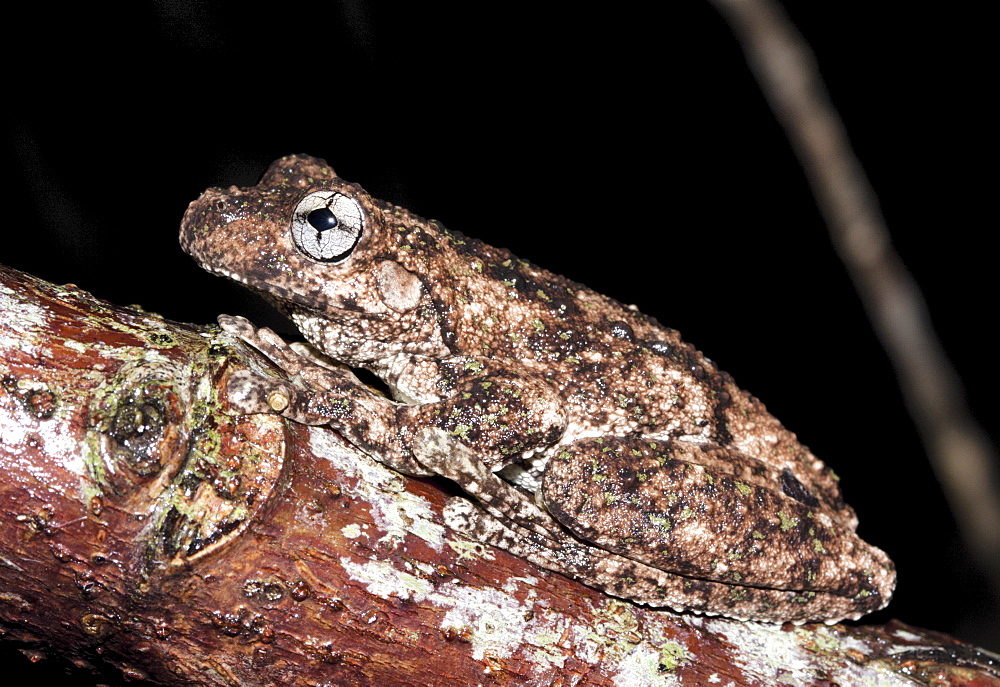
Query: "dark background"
3 1 995 682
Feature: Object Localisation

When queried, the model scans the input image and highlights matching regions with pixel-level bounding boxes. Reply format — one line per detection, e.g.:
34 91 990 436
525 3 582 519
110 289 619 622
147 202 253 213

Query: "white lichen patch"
307 426 445 549
433 580 537 662
704 618 915 686
0 285 48 355
446 537 496 562
340 556 433 601
584 599 692 686
43 425 86 476
611 645 682 687
341 523 363 539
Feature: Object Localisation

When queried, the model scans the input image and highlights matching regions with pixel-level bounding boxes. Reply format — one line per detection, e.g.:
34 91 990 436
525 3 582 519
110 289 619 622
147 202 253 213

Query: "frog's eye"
291 191 364 262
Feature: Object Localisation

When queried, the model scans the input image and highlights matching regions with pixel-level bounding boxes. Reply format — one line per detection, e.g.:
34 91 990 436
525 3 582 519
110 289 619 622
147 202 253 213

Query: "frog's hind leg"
411 428 567 542
420 430 894 623
442 494 883 624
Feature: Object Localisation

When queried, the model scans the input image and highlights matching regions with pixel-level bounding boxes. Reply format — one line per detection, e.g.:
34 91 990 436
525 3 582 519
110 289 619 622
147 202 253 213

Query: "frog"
180 154 895 623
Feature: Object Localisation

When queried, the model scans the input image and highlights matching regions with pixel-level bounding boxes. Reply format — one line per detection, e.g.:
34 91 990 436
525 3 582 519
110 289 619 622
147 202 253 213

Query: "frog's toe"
217 313 254 334
225 369 292 416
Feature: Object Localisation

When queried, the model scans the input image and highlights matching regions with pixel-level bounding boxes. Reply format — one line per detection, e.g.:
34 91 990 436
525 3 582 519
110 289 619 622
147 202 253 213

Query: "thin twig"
709 0 1000 583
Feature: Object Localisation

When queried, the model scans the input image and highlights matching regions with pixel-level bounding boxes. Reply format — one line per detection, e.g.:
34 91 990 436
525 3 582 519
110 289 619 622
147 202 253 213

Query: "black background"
3 1 995 682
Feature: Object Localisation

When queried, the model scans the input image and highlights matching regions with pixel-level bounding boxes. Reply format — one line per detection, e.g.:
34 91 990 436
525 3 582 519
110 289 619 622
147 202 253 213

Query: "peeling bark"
1 263 997 686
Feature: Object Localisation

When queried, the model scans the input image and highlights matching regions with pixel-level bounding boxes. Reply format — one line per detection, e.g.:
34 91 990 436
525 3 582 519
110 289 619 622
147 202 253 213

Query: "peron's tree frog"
180 155 895 623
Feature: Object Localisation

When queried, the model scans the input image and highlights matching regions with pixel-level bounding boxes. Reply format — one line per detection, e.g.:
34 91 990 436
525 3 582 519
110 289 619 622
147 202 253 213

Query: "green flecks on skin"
812 539 826 554
791 591 817 604
752 530 765 540
558 331 571 340
679 507 695 520
667 493 678 506
463 359 483 372
734 481 752 496
704 473 715 485
449 425 472 440
727 549 743 560
778 510 799 531
648 514 672 531
531 319 544 332
636 472 647 482
592 474 607 482
604 492 617 505
535 289 551 301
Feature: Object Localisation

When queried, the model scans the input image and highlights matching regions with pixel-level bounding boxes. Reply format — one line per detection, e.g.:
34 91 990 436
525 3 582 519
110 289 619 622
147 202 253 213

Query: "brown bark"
1 263 997 686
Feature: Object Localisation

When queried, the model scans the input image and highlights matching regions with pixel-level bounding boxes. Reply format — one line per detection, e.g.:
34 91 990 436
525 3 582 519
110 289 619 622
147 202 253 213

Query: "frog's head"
180 154 448 364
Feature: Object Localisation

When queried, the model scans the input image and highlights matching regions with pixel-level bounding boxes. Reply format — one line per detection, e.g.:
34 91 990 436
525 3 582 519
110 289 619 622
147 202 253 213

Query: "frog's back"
389 214 855 527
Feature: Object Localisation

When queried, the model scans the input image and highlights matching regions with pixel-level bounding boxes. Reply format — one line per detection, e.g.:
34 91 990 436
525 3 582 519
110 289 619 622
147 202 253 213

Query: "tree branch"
2 265 998 685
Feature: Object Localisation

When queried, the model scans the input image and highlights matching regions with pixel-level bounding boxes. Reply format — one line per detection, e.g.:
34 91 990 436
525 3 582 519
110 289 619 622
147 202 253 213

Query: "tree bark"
1 263 997 686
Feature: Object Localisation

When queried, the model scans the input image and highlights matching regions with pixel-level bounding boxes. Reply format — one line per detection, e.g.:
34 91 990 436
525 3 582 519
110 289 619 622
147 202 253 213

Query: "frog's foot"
412 428 565 542
441 496 707 614
227 368 435 477
225 369 335 426
219 314 361 390
219 314 297 366
442 497 887 624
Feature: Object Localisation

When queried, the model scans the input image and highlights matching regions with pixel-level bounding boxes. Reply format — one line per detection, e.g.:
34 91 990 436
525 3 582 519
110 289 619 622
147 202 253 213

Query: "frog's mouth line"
192 258 313 321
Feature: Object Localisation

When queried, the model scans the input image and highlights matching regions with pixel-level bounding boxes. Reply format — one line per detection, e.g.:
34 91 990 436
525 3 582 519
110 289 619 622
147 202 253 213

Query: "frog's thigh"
540 435 893 618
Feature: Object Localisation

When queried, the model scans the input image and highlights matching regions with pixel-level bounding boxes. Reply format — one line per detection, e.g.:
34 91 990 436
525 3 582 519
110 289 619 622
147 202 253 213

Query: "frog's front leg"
220 315 567 477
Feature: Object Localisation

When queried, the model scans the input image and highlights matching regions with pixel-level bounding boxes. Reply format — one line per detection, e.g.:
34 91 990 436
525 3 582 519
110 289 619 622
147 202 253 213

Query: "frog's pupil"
307 207 339 232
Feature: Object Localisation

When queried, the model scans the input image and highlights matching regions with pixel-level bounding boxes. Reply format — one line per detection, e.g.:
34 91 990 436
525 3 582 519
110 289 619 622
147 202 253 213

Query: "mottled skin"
180 155 895 622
